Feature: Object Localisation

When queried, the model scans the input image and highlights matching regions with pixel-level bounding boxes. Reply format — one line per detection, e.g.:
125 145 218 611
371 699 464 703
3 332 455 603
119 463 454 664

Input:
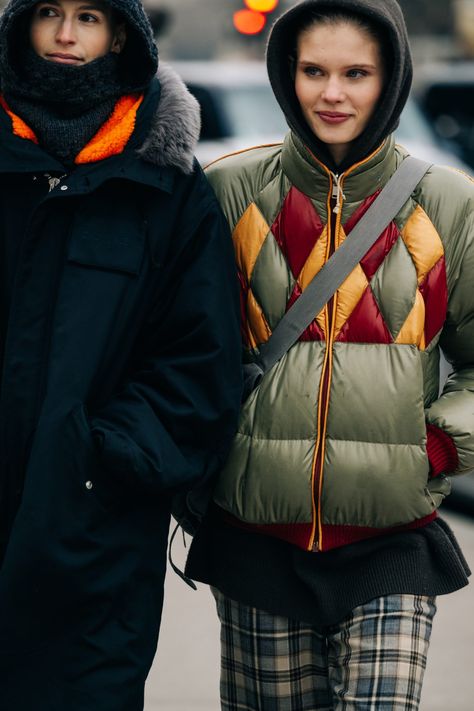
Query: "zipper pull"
44 173 65 192
331 173 346 215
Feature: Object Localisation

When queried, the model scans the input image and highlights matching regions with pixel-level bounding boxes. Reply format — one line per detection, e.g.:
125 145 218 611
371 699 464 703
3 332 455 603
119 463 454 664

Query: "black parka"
0 66 242 710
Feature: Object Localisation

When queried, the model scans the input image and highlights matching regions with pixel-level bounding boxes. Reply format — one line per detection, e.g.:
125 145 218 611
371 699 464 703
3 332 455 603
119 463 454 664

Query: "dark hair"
290 8 392 78
95 2 125 30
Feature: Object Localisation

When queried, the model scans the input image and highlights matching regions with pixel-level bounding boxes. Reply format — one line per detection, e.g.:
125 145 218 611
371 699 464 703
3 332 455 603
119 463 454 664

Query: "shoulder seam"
204 142 283 170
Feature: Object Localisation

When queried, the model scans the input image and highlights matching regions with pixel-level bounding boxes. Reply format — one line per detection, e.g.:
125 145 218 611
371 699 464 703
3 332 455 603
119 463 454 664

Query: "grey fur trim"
138 64 201 175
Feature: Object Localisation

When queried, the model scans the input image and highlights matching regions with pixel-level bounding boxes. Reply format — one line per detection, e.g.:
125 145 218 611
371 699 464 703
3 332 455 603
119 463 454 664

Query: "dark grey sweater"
186 508 470 628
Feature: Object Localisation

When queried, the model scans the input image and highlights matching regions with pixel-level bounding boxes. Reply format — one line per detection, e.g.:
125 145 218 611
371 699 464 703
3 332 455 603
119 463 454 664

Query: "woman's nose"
321 77 345 103
56 19 76 45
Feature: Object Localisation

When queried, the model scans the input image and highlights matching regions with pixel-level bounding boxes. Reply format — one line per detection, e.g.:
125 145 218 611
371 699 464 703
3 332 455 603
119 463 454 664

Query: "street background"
141 0 474 65
146 510 474 710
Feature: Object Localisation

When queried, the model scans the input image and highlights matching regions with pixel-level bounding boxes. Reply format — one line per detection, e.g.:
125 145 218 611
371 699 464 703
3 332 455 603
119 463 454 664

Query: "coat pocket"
67 200 146 275
0 404 167 658
69 403 130 512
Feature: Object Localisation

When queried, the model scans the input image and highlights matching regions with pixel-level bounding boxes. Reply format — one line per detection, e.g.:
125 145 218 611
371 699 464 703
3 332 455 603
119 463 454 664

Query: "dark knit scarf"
3 49 125 166
266 0 413 173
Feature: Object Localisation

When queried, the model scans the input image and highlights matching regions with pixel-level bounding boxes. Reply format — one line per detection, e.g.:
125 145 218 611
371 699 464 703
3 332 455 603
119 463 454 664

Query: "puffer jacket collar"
0 63 200 186
281 130 399 206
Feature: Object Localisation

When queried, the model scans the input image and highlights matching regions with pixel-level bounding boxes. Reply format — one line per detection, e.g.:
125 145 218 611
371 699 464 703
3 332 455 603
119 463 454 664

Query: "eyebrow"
298 60 377 70
298 59 376 69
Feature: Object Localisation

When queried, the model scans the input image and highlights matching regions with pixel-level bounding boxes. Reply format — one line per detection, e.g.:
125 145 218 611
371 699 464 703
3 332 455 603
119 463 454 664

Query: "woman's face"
294 21 384 164
30 0 126 66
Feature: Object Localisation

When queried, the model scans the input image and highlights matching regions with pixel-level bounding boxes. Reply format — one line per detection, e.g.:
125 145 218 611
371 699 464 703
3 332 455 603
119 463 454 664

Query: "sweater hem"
221 509 438 551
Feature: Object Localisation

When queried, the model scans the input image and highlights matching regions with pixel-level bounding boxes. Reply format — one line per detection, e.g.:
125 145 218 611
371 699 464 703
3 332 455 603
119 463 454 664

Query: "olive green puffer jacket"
207 133 474 553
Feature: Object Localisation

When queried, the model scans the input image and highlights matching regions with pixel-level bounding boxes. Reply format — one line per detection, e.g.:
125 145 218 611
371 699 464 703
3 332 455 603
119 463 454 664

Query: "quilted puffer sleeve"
425 180 474 475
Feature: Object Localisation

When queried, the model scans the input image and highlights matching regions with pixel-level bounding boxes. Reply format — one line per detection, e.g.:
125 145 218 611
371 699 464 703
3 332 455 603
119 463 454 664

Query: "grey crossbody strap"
250 156 431 384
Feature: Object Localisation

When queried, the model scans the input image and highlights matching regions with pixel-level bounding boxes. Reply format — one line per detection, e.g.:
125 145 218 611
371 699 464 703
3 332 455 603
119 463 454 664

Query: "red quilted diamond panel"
419 256 448 347
343 191 399 281
343 190 380 234
287 283 325 341
271 186 324 278
359 222 400 281
336 286 393 344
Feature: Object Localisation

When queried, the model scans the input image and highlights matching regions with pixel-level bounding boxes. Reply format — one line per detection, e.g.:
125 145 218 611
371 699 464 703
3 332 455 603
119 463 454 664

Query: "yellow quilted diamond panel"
298 226 329 290
333 264 370 338
246 289 272 348
233 203 270 282
395 288 426 349
401 206 444 284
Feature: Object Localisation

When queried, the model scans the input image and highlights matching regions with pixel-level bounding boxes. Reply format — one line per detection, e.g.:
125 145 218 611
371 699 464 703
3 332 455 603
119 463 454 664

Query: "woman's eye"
303 66 321 77
347 69 367 79
37 6 58 17
79 12 99 23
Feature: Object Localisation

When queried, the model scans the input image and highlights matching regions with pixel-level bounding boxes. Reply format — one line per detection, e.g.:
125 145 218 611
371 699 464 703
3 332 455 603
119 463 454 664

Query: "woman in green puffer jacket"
186 1 474 708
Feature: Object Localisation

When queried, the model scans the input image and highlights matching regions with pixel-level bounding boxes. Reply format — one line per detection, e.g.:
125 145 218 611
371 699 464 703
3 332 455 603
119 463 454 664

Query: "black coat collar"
0 64 199 192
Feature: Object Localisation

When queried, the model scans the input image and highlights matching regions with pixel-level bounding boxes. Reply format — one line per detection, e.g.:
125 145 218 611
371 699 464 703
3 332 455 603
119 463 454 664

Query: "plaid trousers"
212 589 436 711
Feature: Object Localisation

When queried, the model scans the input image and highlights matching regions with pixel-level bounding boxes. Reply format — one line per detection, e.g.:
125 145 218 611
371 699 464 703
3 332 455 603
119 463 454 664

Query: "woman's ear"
111 24 127 54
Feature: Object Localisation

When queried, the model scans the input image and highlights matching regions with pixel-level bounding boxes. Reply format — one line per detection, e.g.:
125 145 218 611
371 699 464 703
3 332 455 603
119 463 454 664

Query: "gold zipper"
308 174 343 551
305 145 384 552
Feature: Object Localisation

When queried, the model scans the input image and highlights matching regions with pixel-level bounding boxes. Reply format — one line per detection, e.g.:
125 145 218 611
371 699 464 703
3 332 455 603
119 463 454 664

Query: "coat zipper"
0 173 64 403
309 172 345 552
304 143 385 552
0 173 69 530
33 175 70 422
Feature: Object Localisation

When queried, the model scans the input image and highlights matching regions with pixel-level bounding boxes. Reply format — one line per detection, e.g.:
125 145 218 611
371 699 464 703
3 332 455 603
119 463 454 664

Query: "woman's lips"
46 53 82 64
317 112 351 124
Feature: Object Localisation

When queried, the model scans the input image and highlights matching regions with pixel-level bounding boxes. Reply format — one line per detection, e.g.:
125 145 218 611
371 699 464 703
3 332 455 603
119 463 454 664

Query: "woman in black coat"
0 1 242 708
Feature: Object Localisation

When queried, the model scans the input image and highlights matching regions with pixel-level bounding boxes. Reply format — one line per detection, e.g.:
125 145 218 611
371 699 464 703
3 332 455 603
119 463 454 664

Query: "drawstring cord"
168 521 198 590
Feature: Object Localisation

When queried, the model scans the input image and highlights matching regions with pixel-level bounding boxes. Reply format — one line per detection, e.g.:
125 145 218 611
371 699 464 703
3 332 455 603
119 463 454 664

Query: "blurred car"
173 60 474 516
413 61 474 171
171 61 286 165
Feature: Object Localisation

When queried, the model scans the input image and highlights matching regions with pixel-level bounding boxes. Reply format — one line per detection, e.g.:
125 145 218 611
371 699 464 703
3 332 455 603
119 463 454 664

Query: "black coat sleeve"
89 169 242 495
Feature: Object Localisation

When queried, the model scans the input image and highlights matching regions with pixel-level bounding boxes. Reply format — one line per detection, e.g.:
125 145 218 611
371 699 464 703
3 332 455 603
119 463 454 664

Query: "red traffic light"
233 9 267 35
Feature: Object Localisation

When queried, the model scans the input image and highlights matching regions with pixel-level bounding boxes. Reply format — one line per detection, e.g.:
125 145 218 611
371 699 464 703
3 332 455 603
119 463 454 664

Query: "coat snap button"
60 185 68 191
85 481 93 490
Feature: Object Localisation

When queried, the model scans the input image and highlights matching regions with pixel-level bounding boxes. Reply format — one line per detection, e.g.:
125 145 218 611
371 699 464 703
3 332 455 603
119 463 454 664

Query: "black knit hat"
266 0 412 171
0 0 158 93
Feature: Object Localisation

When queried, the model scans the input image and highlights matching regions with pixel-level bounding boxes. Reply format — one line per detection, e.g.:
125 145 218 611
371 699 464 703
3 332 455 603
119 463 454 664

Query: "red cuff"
426 424 458 477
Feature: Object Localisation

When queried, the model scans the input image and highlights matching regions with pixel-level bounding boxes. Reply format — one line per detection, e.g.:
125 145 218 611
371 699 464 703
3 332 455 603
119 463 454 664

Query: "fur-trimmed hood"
138 63 200 175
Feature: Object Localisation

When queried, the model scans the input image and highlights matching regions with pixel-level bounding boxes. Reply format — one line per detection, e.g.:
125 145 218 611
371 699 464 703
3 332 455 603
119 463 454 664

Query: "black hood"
0 0 158 94
266 0 412 172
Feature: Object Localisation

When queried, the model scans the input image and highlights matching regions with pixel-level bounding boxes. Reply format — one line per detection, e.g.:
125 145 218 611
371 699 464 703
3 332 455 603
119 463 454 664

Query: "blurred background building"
141 0 474 64
0 1 471 63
